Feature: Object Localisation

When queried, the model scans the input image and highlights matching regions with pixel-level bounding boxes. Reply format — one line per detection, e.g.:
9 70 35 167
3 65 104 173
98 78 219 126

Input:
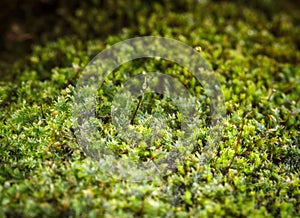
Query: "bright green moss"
0 0 299 217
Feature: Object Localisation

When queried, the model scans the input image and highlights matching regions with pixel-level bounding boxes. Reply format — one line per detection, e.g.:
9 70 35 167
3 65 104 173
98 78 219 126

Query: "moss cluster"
0 0 299 217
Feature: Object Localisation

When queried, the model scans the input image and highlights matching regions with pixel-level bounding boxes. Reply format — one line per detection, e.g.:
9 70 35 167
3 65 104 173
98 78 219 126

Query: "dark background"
0 0 299 73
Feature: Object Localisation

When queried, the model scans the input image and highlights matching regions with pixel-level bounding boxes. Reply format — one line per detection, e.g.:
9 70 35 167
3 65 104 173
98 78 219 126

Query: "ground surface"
0 0 299 217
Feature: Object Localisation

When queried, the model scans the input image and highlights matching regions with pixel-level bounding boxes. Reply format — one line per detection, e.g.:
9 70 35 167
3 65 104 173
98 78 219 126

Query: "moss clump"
0 0 299 217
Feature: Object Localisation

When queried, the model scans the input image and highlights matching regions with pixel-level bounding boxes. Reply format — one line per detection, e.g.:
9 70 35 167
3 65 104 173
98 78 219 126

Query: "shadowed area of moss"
0 0 299 217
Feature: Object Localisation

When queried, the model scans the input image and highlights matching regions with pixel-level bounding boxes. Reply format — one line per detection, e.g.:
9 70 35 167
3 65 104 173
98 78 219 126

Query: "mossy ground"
0 1 299 217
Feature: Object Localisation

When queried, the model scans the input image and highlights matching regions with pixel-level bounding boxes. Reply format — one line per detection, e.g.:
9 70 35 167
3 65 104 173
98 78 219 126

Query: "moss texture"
0 0 299 217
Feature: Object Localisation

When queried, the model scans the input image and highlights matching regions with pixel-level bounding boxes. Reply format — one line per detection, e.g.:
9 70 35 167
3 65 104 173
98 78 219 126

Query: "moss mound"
0 0 299 217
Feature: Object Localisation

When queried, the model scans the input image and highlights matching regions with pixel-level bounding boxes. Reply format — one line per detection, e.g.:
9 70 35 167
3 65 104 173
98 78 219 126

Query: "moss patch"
0 0 299 217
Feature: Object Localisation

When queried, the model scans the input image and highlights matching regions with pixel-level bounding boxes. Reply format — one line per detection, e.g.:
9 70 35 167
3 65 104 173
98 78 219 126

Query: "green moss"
0 0 299 217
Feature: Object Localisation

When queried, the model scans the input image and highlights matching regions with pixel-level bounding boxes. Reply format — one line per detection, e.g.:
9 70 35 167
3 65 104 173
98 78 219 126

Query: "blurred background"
0 0 299 80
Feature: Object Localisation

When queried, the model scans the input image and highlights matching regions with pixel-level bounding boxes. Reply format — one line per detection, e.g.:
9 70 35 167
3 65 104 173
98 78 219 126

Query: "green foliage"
0 0 300 217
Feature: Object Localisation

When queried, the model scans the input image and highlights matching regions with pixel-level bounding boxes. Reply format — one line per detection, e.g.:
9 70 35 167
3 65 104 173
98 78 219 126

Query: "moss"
0 0 300 217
